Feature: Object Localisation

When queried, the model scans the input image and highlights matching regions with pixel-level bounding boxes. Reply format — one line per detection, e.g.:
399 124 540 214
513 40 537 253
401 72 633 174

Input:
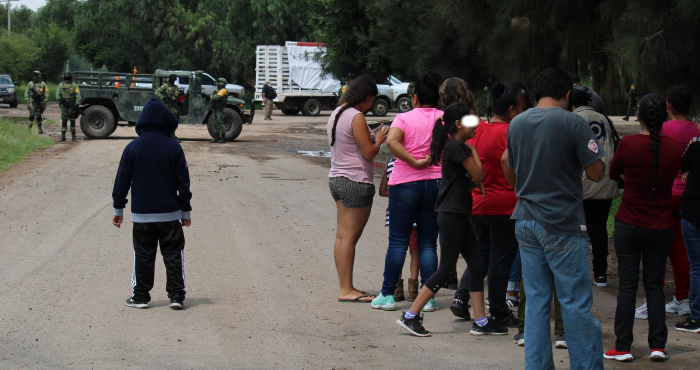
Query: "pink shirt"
387 108 444 185
661 120 700 196
327 106 375 184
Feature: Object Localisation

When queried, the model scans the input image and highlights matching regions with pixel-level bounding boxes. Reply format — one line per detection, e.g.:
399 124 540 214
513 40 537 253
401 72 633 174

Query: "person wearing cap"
261 80 276 120
56 71 82 142
111 97 192 310
156 73 183 142
24 70 49 134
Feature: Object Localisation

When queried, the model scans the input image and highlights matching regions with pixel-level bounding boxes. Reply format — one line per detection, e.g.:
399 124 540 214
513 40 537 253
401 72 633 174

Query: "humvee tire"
207 107 243 141
281 108 300 116
80 105 116 139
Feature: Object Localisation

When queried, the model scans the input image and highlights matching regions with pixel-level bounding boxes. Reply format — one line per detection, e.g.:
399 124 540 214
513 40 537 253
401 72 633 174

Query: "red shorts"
408 227 418 251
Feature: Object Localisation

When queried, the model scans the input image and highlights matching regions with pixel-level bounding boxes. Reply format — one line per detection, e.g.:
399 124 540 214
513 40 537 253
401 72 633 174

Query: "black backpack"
604 114 623 189
265 86 277 100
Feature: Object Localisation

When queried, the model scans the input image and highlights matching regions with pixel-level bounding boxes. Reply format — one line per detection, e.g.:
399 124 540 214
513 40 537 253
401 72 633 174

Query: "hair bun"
423 71 443 89
491 83 506 100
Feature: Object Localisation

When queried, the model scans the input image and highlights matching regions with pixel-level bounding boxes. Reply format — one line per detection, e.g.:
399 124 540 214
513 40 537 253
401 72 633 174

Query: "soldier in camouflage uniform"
56 71 82 142
204 77 228 144
155 74 182 141
622 83 638 121
24 71 49 134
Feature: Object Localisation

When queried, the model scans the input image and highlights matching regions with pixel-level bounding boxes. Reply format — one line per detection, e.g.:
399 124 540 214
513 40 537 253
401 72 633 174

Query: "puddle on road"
297 150 331 158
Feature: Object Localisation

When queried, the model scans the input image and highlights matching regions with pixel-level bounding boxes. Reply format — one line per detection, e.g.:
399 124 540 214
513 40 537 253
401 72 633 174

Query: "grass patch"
15 82 60 103
606 190 623 235
0 119 54 172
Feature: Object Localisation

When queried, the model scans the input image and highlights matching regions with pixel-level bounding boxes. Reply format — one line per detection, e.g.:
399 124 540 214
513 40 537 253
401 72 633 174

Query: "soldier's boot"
59 132 66 142
59 120 68 141
218 133 226 144
209 135 219 143
37 122 44 135
70 120 77 142
622 116 629 121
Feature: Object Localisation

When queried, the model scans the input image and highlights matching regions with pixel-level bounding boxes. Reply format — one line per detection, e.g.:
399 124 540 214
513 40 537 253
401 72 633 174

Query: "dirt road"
0 106 698 369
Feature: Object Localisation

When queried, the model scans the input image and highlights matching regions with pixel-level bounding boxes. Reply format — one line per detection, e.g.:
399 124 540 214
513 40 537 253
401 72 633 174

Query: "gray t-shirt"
507 107 605 235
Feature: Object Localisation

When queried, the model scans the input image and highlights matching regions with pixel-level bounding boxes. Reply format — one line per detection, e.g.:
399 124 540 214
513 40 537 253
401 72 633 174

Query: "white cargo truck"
255 41 341 116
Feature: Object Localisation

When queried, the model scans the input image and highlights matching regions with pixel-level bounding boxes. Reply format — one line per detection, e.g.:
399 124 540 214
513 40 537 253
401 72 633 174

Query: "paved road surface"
0 107 698 369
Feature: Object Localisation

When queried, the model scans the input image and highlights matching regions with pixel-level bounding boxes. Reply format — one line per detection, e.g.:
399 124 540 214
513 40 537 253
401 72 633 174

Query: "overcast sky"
14 0 47 12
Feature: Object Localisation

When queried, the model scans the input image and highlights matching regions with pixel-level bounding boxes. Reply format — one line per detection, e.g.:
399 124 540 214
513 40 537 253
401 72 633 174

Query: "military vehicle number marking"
133 106 144 111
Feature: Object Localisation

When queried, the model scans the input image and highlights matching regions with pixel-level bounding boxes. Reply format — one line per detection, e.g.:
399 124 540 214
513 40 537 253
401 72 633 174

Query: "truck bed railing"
74 72 154 91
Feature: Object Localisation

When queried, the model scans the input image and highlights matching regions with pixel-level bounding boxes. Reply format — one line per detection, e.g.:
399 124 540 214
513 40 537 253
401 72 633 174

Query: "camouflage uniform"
209 78 228 141
155 81 181 118
56 72 82 142
24 71 49 134
622 84 638 121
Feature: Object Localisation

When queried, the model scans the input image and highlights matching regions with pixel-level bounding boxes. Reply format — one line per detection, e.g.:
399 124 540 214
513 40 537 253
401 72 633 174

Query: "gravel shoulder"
0 108 698 369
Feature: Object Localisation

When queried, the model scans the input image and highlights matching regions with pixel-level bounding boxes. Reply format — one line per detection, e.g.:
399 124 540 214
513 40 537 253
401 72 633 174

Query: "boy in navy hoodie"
111 98 192 310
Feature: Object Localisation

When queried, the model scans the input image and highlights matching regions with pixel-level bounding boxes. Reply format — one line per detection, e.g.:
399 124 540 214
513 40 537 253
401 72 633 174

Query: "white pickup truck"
387 75 412 113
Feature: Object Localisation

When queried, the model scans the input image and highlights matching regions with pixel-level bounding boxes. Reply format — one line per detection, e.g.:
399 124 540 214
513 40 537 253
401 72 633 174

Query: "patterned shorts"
329 176 375 208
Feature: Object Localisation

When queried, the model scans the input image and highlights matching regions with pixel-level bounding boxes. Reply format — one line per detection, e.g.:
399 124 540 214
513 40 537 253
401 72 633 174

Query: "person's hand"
413 155 431 169
374 125 389 144
112 215 123 228
682 171 690 182
182 218 192 227
477 181 486 198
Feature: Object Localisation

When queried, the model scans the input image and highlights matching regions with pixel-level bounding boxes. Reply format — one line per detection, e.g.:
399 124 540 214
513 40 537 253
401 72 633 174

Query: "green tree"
0 30 40 81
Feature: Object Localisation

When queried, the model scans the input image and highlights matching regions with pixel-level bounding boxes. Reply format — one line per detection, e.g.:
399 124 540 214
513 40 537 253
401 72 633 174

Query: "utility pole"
6 0 19 36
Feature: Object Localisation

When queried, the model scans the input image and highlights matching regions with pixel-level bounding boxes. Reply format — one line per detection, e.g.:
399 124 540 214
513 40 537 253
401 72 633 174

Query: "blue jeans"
509 249 522 291
515 220 603 370
381 180 439 296
682 219 700 320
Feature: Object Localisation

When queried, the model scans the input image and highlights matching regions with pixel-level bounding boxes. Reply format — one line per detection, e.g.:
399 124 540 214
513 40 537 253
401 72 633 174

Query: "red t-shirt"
468 121 517 215
610 134 684 230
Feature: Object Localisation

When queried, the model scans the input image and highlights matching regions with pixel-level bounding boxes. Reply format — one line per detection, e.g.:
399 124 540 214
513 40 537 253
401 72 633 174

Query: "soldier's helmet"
217 77 227 86
32 71 42 79
168 74 177 83
63 71 73 81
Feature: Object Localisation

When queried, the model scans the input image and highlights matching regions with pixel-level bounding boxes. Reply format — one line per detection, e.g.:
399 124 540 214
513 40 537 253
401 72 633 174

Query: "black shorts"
329 176 375 208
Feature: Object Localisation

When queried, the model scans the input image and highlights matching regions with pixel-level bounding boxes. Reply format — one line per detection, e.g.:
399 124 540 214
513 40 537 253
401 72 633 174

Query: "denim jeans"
682 220 700 320
613 220 672 351
381 180 439 296
508 249 522 291
516 220 603 370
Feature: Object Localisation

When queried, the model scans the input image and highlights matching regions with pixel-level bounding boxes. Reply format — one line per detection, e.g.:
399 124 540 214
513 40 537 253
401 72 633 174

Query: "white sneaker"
635 299 648 320
665 297 691 315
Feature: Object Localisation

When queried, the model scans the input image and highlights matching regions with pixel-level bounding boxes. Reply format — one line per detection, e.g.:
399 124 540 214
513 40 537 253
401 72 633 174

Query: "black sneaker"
595 275 608 287
450 298 471 320
506 297 520 312
470 317 509 336
396 312 431 337
493 311 521 328
125 297 148 309
675 317 700 333
169 299 184 310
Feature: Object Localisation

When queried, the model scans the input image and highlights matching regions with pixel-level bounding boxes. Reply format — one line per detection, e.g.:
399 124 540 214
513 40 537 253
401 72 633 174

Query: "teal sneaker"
423 298 439 312
371 293 396 311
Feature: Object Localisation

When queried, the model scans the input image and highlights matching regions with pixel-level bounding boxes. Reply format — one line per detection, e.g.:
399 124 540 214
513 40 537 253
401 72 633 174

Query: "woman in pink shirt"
658 85 698 315
328 75 388 303
371 71 443 311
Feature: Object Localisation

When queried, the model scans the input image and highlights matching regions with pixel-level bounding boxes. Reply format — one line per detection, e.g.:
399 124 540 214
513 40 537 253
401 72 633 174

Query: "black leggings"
425 212 486 293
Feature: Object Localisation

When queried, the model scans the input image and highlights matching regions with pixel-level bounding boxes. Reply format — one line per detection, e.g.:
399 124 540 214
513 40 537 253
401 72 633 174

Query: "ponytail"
428 102 472 166
330 105 351 146
638 93 668 200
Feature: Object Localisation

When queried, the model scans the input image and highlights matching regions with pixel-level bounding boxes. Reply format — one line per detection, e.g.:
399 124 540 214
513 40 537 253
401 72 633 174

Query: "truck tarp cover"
287 46 340 93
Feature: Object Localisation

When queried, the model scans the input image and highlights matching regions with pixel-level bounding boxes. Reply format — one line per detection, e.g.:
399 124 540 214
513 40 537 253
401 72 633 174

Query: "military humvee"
73 69 254 140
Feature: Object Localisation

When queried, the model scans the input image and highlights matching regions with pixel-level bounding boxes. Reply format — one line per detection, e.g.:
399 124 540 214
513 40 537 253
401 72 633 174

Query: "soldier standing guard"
204 77 228 144
622 83 638 121
155 73 182 141
56 71 82 142
24 71 49 134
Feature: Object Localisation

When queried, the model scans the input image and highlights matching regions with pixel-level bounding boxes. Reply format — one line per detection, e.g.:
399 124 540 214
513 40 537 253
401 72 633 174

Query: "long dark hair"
438 77 476 113
638 93 668 200
330 75 378 146
486 82 523 122
429 103 472 166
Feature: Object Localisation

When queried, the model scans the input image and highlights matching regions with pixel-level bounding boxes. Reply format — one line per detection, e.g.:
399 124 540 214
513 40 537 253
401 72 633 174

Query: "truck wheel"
396 97 411 113
207 108 243 141
372 99 389 116
281 108 300 116
80 105 116 139
301 99 321 116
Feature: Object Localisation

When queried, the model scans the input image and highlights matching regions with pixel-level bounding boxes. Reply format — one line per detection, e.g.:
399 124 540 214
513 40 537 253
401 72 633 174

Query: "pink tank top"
327 106 375 184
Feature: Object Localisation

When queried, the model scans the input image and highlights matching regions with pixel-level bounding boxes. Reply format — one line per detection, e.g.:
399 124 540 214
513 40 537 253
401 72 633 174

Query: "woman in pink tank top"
327 75 388 303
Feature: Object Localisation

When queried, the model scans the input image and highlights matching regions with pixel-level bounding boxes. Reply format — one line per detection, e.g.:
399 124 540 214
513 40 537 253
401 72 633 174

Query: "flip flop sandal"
338 294 374 303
